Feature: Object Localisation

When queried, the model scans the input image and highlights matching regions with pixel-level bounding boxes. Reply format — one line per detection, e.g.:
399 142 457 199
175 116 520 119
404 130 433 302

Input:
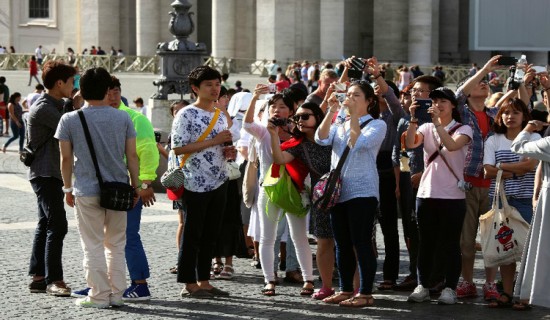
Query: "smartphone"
497 56 517 66
335 92 346 103
333 83 346 92
415 99 432 123
154 131 161 143
532 66 547 74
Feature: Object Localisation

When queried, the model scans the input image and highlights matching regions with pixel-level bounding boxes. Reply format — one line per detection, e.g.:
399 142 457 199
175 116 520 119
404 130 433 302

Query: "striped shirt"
483 133 540 199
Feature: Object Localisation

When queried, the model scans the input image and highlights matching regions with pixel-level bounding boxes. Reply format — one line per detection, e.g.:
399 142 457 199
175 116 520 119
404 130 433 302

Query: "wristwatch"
141 183 151 190
62 186 73 193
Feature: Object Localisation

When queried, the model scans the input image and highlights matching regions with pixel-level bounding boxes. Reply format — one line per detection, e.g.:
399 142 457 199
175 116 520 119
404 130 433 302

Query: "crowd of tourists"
7 54 550 312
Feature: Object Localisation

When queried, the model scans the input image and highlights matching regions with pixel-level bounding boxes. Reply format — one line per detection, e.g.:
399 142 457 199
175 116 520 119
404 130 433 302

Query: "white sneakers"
407 285 430 302
408 285 457 305
437 287 458 305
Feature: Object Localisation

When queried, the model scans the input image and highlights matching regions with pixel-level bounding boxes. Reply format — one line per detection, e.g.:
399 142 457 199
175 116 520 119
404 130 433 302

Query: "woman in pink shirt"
405 87 473 305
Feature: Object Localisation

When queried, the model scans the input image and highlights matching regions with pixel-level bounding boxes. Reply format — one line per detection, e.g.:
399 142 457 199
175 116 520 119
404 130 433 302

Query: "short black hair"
188 65 221 89
412 75 442 91
42 60 77 89
284 86 308 105
35 84 45 90
109 75 121 89
80 67 112 100
0 76 5 84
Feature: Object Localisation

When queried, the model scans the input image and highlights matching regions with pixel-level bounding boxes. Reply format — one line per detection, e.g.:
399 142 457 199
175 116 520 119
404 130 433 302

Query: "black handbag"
78 110 135 211
20 145 36 166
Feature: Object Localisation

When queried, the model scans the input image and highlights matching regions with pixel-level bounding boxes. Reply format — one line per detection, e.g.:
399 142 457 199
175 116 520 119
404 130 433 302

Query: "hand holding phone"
414 99 432 123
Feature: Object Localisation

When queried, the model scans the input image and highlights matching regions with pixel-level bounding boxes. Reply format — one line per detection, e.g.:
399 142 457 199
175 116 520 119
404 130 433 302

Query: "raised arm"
459 55 503 96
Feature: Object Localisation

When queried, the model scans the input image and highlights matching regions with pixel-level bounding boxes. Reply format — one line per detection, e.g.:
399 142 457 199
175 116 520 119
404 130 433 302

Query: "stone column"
408 0 435 65
212 0 236 58
136 0 160 56
320 0 345 60
373 0 408 62
256 0 295 61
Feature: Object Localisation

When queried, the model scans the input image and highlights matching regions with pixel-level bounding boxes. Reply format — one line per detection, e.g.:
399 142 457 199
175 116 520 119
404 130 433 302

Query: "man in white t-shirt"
35 45 43 65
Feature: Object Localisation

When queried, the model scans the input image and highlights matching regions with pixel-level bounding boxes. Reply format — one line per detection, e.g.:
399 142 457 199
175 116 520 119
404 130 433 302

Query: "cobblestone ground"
1 71 548 319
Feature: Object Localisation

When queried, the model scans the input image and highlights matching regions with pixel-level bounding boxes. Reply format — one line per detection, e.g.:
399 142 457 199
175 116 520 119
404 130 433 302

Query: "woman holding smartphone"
405 87 472 305
315 80 386 308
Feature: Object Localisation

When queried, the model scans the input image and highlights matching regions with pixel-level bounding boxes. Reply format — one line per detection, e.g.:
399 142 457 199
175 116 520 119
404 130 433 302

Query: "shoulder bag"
312 118 373 212
78 110 135 211
479 170 529 268
160 108 221 190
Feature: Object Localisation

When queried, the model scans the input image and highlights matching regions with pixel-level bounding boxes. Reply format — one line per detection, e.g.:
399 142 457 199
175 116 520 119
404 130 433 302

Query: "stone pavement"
1 71 548 319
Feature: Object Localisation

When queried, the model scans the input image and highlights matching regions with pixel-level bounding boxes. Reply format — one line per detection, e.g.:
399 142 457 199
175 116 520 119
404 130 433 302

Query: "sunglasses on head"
292 113 314 121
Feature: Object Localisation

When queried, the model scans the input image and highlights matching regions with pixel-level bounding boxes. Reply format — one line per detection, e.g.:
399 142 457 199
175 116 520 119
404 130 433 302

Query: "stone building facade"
0 0 548 65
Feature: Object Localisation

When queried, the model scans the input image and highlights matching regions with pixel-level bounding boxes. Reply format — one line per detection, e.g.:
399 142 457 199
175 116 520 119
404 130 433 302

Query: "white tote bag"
479 170 530 268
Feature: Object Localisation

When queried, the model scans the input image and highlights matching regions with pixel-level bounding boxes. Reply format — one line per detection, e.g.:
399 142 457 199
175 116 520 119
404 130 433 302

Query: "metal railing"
0 53 511 84
0 53 159 73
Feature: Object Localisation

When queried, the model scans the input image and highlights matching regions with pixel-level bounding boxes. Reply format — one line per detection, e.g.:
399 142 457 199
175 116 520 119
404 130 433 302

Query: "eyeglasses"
292 113 314 121
410 88 430 94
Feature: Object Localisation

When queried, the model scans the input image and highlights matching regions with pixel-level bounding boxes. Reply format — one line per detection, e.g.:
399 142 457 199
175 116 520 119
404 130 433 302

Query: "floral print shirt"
171 105 228 192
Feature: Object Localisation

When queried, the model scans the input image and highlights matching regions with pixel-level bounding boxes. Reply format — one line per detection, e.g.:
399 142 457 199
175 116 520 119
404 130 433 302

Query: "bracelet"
62 186 73 193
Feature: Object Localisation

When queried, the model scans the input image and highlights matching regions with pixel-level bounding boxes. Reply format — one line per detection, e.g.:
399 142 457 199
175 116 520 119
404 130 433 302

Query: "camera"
347 57 365 79
457 180 472 192
335 92 346 103
270 118 289 127
154 131 161 143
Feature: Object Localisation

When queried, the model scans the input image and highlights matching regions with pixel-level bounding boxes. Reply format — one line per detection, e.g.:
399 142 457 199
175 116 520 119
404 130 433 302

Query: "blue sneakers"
122 284 151 301
71 287 91 298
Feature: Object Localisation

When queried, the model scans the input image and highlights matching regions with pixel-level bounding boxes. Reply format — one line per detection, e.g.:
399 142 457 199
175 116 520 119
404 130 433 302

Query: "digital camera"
335 92 346 103
457 180 473 192
271 118 289 127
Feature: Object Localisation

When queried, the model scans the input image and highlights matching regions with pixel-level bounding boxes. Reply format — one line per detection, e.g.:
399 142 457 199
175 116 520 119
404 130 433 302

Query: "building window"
29 0 49 18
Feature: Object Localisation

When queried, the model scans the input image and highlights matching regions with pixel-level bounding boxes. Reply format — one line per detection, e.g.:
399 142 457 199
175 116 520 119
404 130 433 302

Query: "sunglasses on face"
292 113 314 121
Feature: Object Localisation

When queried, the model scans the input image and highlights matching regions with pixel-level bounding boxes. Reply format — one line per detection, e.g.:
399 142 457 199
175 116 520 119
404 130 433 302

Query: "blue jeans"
4 120 24 151
330 197 378 294
29 177 68 283
125 198 150 281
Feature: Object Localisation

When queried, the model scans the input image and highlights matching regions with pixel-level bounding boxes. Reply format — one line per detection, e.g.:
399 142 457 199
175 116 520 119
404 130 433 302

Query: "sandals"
512 301 533 311
312 287 335 300
323 292 354 304
488 292 513 308
300 280 315 296
376 280 395 291
212 261 224 275
261 281 276 296
217 265 234 280
169 265 178 274
339 295 375 308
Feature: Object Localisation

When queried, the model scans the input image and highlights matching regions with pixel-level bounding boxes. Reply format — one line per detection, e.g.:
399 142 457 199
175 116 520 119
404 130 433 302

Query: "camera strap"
426 122 463 183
